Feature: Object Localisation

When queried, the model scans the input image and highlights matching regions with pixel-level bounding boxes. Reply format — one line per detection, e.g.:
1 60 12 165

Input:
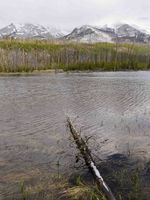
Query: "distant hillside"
64 25 116 43
0 23 64 39
0 23 150 44
64 24 150 44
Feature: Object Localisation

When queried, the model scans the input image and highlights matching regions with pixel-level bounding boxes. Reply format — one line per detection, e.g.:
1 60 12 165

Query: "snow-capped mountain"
0 23 150 43
0 23 64 39
64 24 150 43
115 24 150 43
64 25 116 43
0 23 17 38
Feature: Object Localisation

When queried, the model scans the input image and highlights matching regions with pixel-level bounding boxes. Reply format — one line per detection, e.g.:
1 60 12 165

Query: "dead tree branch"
67 117 116 200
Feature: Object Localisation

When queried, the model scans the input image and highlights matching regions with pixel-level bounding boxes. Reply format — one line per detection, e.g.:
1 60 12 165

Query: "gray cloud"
0 0 149 30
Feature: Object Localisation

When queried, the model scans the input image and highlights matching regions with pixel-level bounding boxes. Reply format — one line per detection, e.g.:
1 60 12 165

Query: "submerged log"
67 117 116 200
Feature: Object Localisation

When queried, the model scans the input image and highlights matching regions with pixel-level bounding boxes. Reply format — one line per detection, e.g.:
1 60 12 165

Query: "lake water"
0 71 150 199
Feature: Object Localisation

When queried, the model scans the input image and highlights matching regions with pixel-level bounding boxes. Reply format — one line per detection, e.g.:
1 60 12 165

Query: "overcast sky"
0 0 150 30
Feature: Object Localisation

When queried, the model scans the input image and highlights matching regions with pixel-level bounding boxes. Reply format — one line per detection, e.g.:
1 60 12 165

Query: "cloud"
0 0 149 30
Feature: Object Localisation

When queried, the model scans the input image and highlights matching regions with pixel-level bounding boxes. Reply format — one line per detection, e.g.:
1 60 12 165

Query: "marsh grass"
17 174 105 200
0 39 150 73
11 156 150 200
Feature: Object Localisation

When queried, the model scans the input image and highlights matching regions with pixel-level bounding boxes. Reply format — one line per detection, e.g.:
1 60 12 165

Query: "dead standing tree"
67 117 116 200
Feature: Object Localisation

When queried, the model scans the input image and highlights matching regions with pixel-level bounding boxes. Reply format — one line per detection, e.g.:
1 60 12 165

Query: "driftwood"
67 117 116 200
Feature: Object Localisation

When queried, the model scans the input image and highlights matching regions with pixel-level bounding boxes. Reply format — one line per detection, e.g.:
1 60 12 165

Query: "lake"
0 71 150 199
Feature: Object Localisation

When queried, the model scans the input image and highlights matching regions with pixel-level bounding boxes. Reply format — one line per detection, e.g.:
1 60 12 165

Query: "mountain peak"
64 25 116 43
0 23 17 37
0 23 64 39
0 22 150 44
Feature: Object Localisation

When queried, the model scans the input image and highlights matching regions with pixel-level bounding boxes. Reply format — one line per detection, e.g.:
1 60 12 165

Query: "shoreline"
0 69 149 76
5 153 150 200
0 69 64 76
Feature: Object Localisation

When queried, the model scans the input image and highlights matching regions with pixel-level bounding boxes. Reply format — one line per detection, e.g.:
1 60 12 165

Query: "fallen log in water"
67 117 116 200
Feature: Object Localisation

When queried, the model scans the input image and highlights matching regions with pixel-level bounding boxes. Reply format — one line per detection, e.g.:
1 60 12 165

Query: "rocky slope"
64 24 150 43
64 25 116 43
115 24 150 43
0 23 64 39
0 23 150 43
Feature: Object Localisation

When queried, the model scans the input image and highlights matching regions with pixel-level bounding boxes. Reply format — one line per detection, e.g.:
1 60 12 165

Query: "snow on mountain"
64 24 150 44
0 23 17 38
116 24 143 37
0 23 64 39
115 24 150 43
64 25 116 43
15 23 53 39
0 23 150 43
46 26 65 38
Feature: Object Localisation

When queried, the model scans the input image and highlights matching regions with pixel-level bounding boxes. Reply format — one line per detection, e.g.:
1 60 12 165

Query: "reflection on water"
0 71 150 199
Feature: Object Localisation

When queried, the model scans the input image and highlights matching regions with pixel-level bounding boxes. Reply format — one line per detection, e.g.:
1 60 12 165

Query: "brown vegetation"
0 39 150 72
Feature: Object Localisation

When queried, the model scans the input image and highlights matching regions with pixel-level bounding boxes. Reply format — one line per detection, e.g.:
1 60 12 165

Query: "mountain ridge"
0 23 150 43
0 23 64 39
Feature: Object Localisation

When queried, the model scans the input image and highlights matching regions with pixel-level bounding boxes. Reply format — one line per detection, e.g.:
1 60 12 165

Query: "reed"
0 39 150 72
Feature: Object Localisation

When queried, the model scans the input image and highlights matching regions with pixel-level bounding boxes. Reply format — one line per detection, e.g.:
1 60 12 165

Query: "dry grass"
0 39 149 72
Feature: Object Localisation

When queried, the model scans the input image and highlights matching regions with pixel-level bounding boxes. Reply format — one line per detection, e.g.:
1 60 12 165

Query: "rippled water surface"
0 71 150 199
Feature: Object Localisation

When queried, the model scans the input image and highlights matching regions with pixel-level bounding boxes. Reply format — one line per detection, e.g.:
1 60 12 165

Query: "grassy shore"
0 69 64 76
0 39 150 73
10 155 150 200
